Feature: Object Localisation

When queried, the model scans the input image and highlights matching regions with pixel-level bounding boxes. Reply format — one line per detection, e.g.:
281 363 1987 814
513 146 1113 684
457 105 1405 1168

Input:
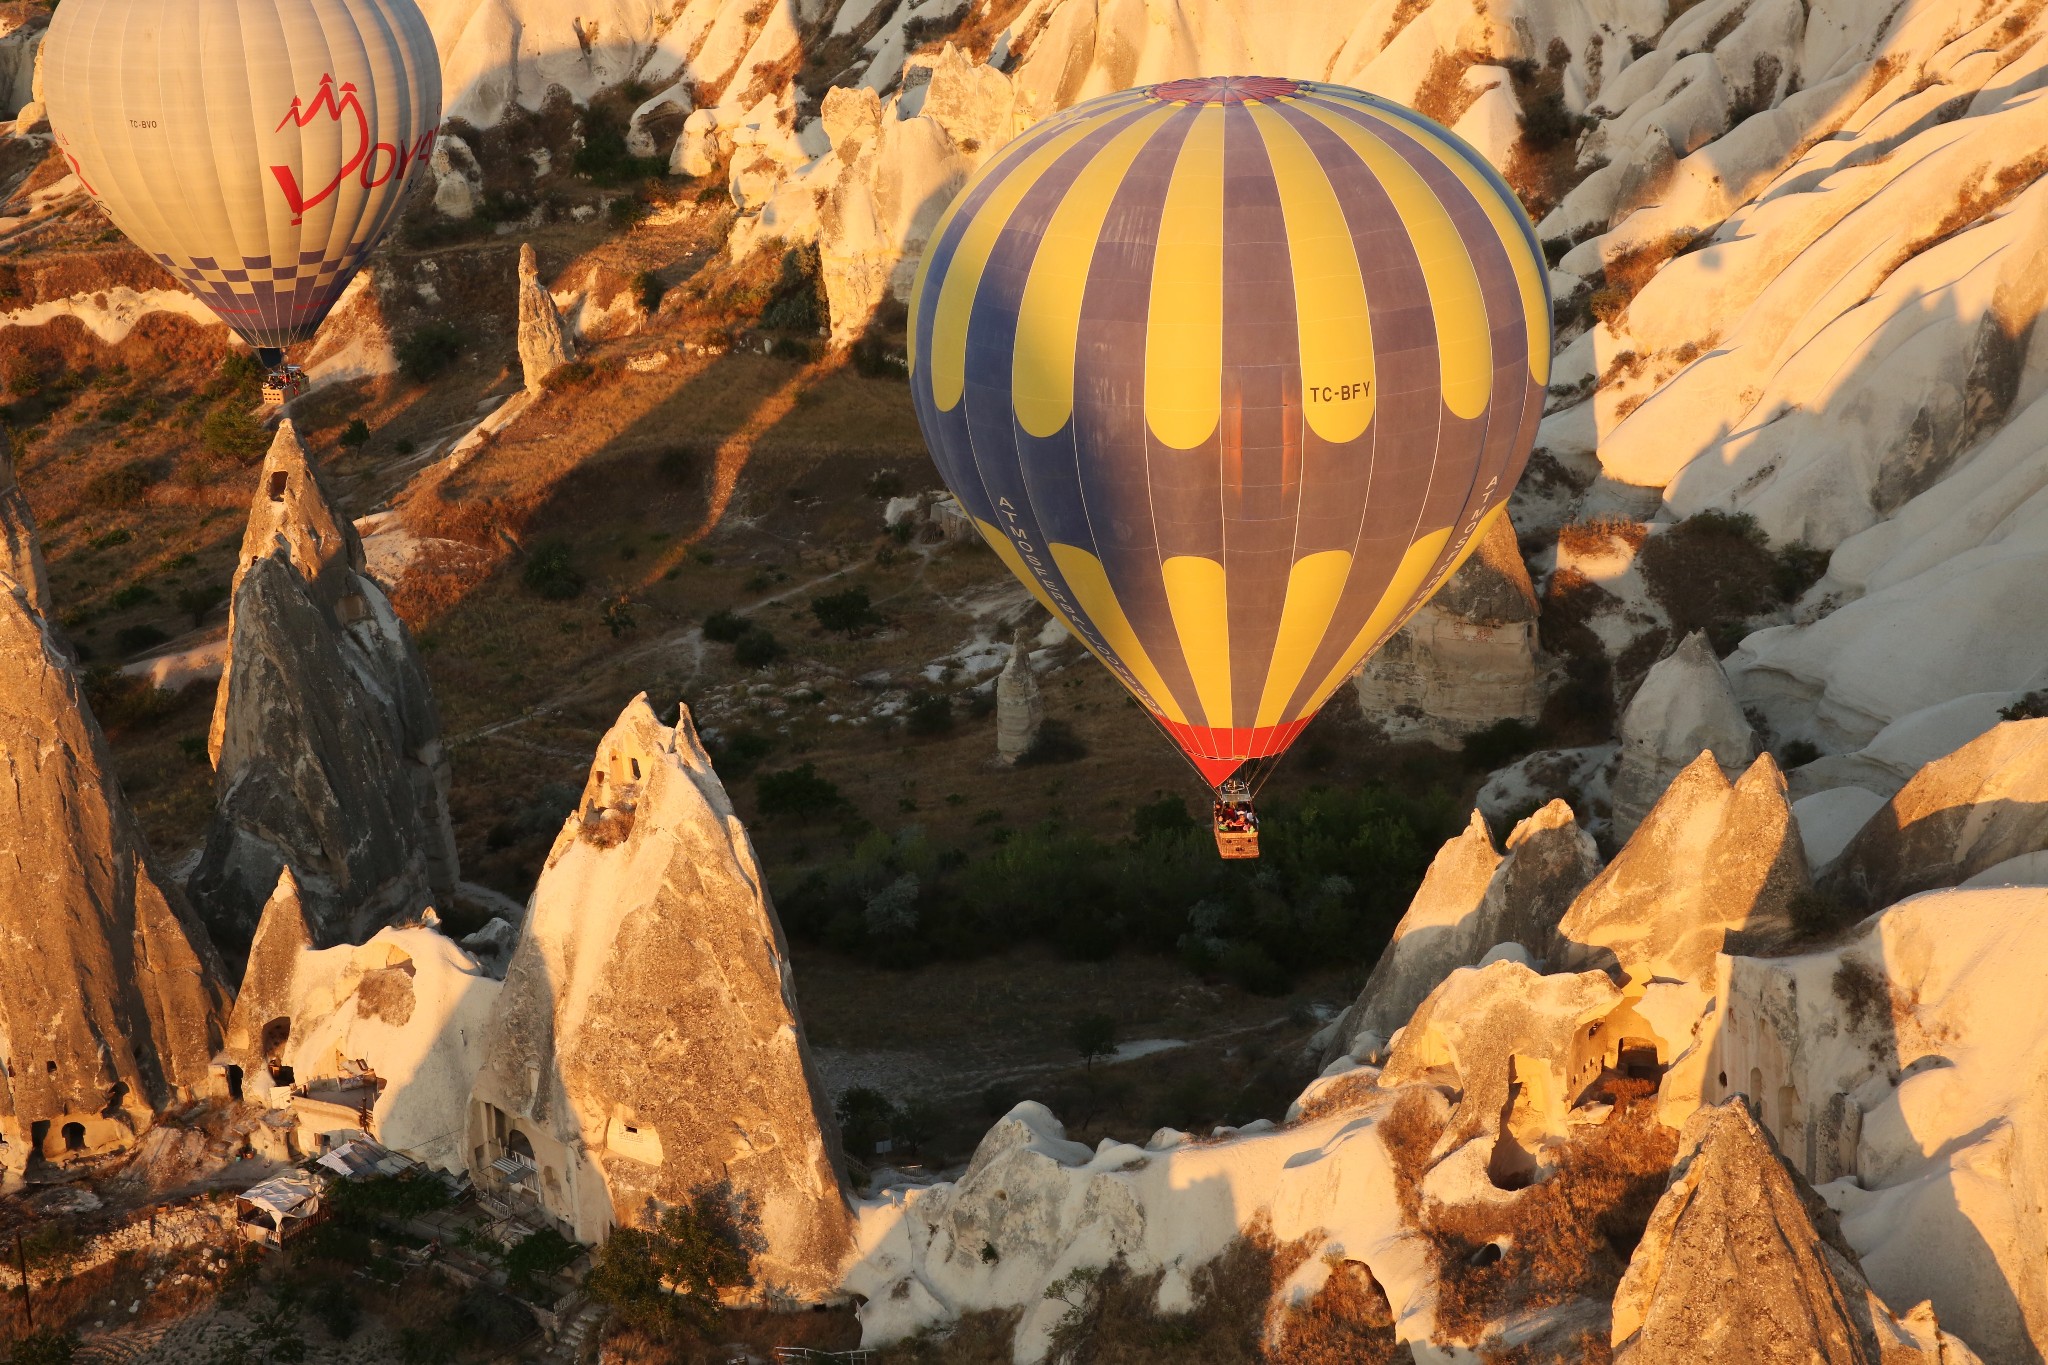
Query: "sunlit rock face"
465 696 853 1294
191 422 457 951
0 571 227 1189
1610 632 1757 841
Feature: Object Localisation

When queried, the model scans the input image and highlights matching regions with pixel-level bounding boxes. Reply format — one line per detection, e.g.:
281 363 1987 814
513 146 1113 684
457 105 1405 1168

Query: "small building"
237 1169 324 1248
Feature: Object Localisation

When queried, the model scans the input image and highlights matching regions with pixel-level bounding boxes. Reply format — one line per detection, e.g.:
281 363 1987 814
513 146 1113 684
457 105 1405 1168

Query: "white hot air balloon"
44 0 441 393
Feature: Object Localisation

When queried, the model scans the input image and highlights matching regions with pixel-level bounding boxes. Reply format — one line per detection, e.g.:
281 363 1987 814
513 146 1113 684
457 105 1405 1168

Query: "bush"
2001 690 2048 721
1779 739 1821 768
732 625 783 667
702 607 747 643
586 1183 764 1338
1015 718 1088 766
503 1227 582 1296
1518 88 1586 150
522 541 585 600
201 404 268 461
339 417 372 448
812 585 883 636
634 269 666 314
706 728 774 780
397 322 466 384
905 691 953 737
110 583 157 610
756 763 845 820
835 1086 899 1158
573 108 666 186
1772 541 1830 602
5 1330 77 1365
85 457 163 507
1070 1014 1116 1068
1131 794 1193 842
177 583 228 625
83 666 177 731
761 244 827 332
114 623 169 655
307 1281 360 1340
1461 717 1542 771
1637 510 1781 650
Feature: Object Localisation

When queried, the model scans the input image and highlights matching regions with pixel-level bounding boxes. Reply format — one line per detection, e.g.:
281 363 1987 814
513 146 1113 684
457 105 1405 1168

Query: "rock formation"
1323 800 1601 1064
517 243 574 393
0 572 228 1189
0 439 50 618
429 132 483 220
465 696 853 1293
1379 959 1636 1190
1353 511 1547 746
1611 632 1757 840
218 870 500 1170
191 422 456 950
1612 1101 1978 1364
1824 718 2048 915
995 628 1042 763
1555 751 1806 989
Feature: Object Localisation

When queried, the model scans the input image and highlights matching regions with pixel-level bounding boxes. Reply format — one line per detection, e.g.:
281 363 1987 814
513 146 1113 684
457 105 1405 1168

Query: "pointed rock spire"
0 435 52 618
1611 631 1757 839
467 695 854 1292
518 243 574 394
221 869 315 1071
1613 1101 1979 1363
0 572 229 1188
996 627 1042 763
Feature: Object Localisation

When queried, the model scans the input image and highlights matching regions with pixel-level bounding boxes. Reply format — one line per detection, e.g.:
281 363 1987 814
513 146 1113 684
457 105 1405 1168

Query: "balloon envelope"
44 0 442 352
908 76 1552 787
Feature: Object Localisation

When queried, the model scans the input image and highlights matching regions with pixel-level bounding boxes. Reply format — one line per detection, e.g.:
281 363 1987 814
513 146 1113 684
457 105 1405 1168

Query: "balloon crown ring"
1146 76 1306 104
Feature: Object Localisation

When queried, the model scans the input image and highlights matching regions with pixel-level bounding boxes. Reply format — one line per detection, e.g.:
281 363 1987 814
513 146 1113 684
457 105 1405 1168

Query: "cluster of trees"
778 784 1456 994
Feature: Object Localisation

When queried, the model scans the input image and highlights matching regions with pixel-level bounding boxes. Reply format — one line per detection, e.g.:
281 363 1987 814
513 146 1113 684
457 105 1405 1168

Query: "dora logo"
270 74 437 224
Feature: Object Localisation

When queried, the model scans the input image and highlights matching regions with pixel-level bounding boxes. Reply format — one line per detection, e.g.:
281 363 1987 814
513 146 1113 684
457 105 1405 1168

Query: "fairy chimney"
518 243 575 394
996 629 1042 763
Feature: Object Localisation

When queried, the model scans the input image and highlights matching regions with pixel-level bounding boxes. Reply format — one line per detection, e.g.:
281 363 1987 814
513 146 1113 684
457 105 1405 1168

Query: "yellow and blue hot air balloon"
908 75 1552 806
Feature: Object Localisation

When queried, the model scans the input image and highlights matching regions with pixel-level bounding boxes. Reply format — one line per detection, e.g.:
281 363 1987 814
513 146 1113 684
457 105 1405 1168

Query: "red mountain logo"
269 74 437 225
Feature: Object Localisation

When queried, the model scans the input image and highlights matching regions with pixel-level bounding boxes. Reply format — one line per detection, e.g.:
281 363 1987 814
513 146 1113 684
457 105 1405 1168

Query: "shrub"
201 404 267 461
503 1227 582 1297
835 1086 899 1158
573 108 665 186
1637 510 1780 648
339 417 372 448
85 457 162 507
114 623 169 655
177 583 228 625
5 1330 77 1365
1518 88 1586 150
760 244 827 332
82 666 176 731
702 607 748 643
812 585 882 636
220 351 266 389
1131 794 1193 842
905 691 953 737
1779 738 1821 768
756 763 845 820
2001 690 2048 721
1460 717 1542 771
110 583 157 609
1773 541 1830 601
706 728 774 780
1070 1014 1116 1069
522 541 584 600
586 1183 764 1338
307 1281 360 1341
397 322 466 384
634 269 666 314
1015 719 1088 766
732 625 782 666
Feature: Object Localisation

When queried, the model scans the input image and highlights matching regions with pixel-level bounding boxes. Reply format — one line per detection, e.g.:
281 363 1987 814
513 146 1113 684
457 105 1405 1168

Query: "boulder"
1825 718 2048 915
1555 751 1806 989
995 628 1042 763
517 243 574 394
1324 800 1601 1064
1352 511 1547 747
0 438 51 618
465 695 853 1292
194 423 456 951
671 107 723 178
1611 632 1757 840
1612 1100 1978 1363
0 572 228 1189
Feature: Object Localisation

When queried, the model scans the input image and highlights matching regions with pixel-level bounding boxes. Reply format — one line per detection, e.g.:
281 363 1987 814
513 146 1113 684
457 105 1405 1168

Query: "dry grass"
1556 517 1648 557
1381 0 1432 49
1413 49 1493 129
872 1310 1022 1364
1421 1079 1677 1353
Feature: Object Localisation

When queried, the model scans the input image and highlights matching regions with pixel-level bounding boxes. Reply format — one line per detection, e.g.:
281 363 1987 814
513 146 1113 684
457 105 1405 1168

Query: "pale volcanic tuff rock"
1824 717 2048 915
1322 799 1601 1065
465 695 853 1293
1353 511 1547 747
0 573 228 1188
1555 751 1807 988
1610 632 1758 840
995 627 1042 763
191 422 457 950
516 242 574 394
221 871 499 1170
0 438 50 618
1612 1101 1979 1364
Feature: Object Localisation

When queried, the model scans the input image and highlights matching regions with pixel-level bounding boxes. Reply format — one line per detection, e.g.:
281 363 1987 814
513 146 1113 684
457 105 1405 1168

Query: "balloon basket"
260 364 307 409
1211 779 1259 860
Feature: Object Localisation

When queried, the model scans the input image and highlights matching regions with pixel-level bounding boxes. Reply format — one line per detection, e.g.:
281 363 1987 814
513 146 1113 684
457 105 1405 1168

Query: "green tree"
1070 1014 1117 1071
811 586 882 637
339 417 371 448
585 1183 764 1338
